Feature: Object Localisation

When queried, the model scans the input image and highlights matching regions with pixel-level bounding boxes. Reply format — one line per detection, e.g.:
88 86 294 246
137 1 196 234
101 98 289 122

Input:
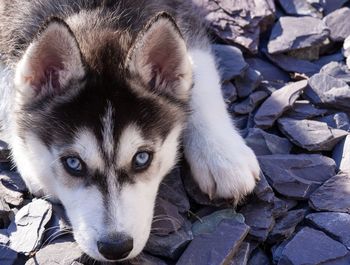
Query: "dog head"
11 13 192 262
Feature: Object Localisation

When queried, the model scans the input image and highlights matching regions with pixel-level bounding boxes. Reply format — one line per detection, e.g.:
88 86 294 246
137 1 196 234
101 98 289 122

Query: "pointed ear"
126 12 192 101
15 18 85 99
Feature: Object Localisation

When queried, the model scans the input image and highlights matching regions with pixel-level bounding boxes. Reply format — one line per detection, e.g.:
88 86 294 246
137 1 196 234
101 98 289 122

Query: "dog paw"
185 138 260 204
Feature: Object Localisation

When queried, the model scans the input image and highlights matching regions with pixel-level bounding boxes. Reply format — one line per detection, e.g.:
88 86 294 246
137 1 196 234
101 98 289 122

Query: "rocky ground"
1 0 350 264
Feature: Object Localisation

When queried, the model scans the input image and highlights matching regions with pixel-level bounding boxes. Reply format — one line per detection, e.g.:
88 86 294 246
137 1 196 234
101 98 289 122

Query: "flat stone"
333 135 350 173
145 220 193 260
316 112 350 131
239 200 275 242
278 0 321 17
344 36 350 69
176 218 249 265
259 154 336 199
254 173 275 203
192 209 245 237
254 80 308 128
315 52 345 67
246 58 290 82
234 68 262 98
222 82 237 104
306 73 350 111
125 253 168 265
272 197 298 219
268 16 329 54
8 199 52 255
324 7 350 41
306 212 350 249
248 248 271 265
0 246 18 265
233 91 268 114
0 198 10 228
309 173 350 213
198 0 275 53
278 118 348 151
0 181 24 207
229 242 250 265
25 235 83 265
278 227 349 265
267 209 306 244
324 0 348 15
265 52 320 76
320 61 350 83
245 128 292 155
158 168 190 214
212 44 248 82
285 100 328 119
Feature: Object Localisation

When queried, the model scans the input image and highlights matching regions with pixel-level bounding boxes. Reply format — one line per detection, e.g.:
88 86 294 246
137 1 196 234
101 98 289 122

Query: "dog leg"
184 48 260 203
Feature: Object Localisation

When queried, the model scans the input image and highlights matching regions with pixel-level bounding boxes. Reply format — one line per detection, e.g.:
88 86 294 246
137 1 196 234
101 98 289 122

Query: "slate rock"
192 209 245 237
268 16 329 54
254 80 308 128
199 0 275 53
278 227 349 265
212 44 248 82
8 199 52 255
222 82 237 104
0 198 10 228
152 197 184 236
234 68 262 98
246 58 290 82
254 173 275 203
278 0 322 17
233 91 268 114
145 220 193 260
0 181 24 207
229 242 250 265
315 52 345 68
248 248 271 265
324 7 350 41
239 200 275 242
267 209 306 244
25 236 83 265
245 128 292 155
0 246 18 265
272 197 298 219
278 118 348 151
306 212 350 249
306 73 350 111
265 52 320 76
320 61 350 83
125 253 168 265
344 35 350 69
158 167 190 214
176 218 249 265
259 154 336 199
316 112 350 131
324 0 348 15
309 173 350 213
285 100 328 119
333 135 350 173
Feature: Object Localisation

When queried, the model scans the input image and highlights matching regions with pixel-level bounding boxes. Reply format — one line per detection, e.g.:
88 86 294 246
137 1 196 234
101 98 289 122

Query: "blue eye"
61 156 86 176
133 151 152 170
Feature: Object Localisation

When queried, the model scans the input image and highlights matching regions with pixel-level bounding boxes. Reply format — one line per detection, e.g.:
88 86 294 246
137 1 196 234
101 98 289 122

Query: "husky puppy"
0 0 260 262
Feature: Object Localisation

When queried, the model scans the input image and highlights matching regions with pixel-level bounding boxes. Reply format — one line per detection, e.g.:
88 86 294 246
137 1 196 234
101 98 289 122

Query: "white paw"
184 135 260 203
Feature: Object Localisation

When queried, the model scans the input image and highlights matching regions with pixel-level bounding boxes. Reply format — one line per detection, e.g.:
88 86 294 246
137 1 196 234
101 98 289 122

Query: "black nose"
97 235 133 261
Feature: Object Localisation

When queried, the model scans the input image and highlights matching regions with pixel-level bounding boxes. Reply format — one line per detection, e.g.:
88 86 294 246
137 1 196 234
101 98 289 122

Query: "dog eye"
61 156 86 176
132 151 152 171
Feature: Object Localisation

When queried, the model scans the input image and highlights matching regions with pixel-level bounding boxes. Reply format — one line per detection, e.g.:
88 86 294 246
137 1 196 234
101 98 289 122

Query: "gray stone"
248 248 271 265
278 0 322 17
309 173 350 213
176 218 249 265
315 52 345 67
199 0 275 53
320 61 350 83
239 201 275 242
285 100 328 119
316 112 350 131
306 73 350 111
0 181 24 207
125 253 168 265
8 199 52 255
0 198 10 228
229 242 250 265
233 91 268 114
192 209 245 237
278 227 349 265
212 44 248 82
245 128 292 155
268 16 329 54
324 0 348 15
246 58 290 82
254 80 308 128
324 7 350 41
333 135 350 173
344 35 350 70
222 82 237 104
234 68 262 98
145 220 193 260
25 236 83 265
267 209 306 244
259 154 336 199
272 197 298 219
278 118 348 151
0 246 18 265
254 173 275 203
306 212 350 249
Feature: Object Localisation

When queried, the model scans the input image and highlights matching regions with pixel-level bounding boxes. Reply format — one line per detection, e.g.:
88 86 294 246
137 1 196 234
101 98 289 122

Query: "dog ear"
15 17 85 100
126 12 192 101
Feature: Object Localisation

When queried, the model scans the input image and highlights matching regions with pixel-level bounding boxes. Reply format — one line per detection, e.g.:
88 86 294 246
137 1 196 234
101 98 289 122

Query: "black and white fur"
0 0 260 262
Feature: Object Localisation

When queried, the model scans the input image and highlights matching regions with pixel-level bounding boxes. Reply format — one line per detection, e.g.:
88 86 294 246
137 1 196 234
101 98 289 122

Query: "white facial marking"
101 101 115 161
